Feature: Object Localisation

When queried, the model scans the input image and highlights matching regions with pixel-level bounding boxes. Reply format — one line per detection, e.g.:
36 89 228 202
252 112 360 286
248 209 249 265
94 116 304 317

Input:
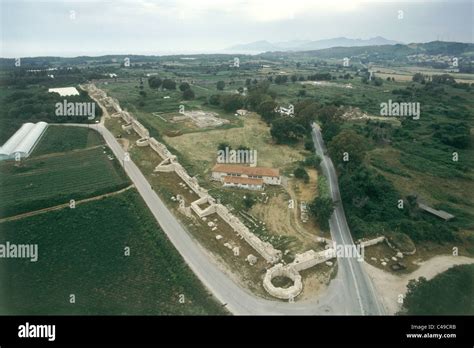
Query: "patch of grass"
32 126 104 156
0 147 129 218
0 189 227 315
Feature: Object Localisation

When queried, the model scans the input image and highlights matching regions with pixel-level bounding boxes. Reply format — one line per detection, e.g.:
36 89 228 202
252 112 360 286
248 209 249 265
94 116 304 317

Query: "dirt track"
365 255 474 314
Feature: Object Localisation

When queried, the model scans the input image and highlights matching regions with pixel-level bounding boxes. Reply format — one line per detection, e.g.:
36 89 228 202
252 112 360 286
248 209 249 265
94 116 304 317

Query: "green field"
0 146 129 218
98 80 241 139
0 189 227 315
33 125 104 156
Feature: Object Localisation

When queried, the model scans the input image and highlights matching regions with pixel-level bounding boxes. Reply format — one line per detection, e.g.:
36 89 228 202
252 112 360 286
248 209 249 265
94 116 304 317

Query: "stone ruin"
88 84 352 300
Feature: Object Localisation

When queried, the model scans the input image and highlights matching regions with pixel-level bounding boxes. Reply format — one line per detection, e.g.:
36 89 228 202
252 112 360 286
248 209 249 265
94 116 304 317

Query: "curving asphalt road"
311 123 384 315
59 120 384 315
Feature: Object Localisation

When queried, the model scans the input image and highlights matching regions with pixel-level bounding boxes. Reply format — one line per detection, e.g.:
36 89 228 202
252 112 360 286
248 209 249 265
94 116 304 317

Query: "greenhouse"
0 122 48 160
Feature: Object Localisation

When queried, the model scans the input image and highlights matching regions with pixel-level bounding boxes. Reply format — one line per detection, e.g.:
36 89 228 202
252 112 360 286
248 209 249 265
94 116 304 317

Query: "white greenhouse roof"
0 122 48 159
48 87 80 96
0 122 35 155
14 122 48 155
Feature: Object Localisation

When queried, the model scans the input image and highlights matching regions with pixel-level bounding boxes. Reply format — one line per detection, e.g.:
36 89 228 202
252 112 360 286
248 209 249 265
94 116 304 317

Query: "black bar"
0 315 472 346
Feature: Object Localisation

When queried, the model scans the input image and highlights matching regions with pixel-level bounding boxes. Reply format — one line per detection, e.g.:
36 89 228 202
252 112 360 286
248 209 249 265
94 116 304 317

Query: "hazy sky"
1 0 472 57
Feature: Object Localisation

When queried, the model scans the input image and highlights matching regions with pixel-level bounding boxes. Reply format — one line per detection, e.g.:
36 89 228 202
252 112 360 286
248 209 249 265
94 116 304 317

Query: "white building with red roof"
212 164 281 190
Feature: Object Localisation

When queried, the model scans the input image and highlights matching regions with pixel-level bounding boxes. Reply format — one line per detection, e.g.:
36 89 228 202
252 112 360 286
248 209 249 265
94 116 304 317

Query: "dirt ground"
365 255 474 314
163 114 304 170
250 174 322 253
299 263 336 301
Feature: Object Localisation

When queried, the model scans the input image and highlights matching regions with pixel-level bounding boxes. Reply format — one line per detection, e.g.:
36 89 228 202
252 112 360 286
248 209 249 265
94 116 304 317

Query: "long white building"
0 122 48 160
211 164 281 190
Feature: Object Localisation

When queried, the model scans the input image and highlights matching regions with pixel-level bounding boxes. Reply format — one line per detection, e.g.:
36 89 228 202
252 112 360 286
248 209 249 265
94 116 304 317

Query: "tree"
304 154 321 168
218 142 231 151
243 194 257 210
328 129 368 169
309 196 334 230
296 102 320 126
270 118 306 144
216 80 225 90
372 77 383 86
297 89 306 97
257 100 278 124
220 94 244 112
432 74 456 85
162 79 176 90
321 121 341 143
208 94 221 106
274 75 288 84
291 75 298 83
401 265 474 315
246 83 272 111
182 88 195 100
294 167 309 183
148 76 162 89
307 73 332 81
179 82 191 91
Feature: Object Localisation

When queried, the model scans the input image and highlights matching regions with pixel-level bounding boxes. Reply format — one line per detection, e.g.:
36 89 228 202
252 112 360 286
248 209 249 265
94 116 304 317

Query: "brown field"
163 114 305 175
372 66 474 83
251 168 323 253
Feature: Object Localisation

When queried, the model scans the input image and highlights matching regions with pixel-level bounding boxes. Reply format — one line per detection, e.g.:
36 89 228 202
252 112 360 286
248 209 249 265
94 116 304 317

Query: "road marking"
312 125 366 315
333 211 366 315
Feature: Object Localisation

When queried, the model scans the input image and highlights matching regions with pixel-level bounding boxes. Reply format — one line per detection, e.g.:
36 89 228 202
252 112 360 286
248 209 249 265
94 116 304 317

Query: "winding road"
311 123 384 315
59 118 384 315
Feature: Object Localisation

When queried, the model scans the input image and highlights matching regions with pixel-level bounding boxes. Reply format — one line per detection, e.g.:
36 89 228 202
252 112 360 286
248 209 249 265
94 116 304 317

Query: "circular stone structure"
263 264 303 300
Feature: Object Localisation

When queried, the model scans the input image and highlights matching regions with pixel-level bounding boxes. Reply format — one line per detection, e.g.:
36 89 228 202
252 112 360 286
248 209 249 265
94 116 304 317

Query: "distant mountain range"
256 41 474 60
226 37 401 53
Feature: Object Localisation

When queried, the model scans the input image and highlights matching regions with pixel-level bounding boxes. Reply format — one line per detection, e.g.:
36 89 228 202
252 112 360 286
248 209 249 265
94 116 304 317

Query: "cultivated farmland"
0 189 227 315
0 146 129 218
32 125 104 156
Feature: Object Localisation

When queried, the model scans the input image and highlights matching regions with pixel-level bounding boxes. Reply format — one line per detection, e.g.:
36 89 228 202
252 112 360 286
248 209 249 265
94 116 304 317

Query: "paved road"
311 123 384 315
60 122 384 315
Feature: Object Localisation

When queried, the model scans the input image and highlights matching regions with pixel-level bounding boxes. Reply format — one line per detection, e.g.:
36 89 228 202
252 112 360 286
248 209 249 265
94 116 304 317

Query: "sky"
0 0 472 57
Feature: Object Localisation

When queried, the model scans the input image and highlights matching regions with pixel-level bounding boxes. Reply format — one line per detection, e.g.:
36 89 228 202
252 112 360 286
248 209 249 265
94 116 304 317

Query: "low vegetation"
0 146 129 218
0 189 227 315
400 264 474 315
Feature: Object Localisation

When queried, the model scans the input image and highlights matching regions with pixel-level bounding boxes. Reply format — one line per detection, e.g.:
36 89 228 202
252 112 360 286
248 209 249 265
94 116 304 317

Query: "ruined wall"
263 264 303 300
358 236 385 248
215 204 282 263
93 85 283 265
291 248 336 272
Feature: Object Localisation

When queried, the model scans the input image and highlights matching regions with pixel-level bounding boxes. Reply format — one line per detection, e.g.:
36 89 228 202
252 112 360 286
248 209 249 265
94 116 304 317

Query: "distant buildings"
212 164 281 190
0 122 48 161
236 109 249 116
275 106 294 117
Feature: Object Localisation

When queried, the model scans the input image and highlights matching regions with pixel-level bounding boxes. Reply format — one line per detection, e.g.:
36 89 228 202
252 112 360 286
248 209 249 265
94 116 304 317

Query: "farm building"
236 109 249 116
211 164 281 190
418 203 455 221
0 122 48 160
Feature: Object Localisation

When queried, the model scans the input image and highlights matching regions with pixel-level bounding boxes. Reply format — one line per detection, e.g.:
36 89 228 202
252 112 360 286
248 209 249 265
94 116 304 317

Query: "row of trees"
148 76 177 90
148 76 195 100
